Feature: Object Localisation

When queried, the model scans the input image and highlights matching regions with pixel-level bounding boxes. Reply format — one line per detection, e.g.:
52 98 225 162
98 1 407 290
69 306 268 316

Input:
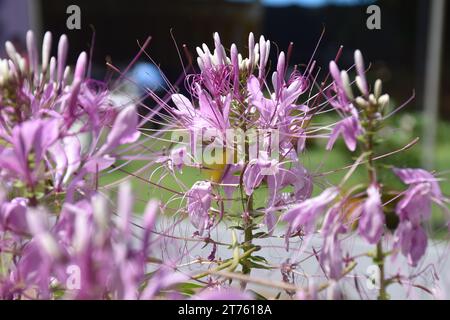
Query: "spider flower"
0 182 189 300
393 168 447 266
187 181 213 235
358 184 385 244
326 60 363 152
0 31 140 203
167 32 313 217
320 205 347 280
282 187 339 237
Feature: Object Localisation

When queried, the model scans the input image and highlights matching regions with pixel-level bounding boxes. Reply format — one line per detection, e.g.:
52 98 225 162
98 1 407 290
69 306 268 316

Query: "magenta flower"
170 89 231 143
358 184 385 244
0 119 59 187
3 182 173 300
0 197 28 234
320 221 344 280
328 61 353 113
393 168 446 266
85 105 141 173
394 168 445 225
326 53 367 152
243 154 278 196
394 220 427 267
247 72 308 129
266 161 313 207
326 112 362 152
319 204 349 280
282 187 339 236
187 181 213 235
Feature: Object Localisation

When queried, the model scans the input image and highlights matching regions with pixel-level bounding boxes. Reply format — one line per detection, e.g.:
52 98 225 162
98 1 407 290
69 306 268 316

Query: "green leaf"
177 282 204 296
248 255 269 264
253 232 268 239
244 261 272 270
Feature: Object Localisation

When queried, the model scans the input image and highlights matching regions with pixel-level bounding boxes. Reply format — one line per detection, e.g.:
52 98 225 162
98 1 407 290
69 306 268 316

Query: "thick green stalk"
240 188 254 290
240 131 254 289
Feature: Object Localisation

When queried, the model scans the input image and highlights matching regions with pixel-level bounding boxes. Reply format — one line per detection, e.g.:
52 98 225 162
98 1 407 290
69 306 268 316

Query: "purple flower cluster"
0 31 256 300
0 31 148 298
0 31 140 201
170 33 314 234
1 29 449 300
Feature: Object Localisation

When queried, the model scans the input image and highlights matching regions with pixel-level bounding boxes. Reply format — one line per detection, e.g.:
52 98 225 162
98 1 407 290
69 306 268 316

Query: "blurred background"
1 0 449 199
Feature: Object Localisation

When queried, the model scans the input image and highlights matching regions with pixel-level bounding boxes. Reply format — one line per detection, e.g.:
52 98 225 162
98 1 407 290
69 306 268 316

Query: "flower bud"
374 79 382 97
26 30 38 74
378 94 390 109
5 41 17 62
248 32 255 69
57 34 69 84
49 56 56 82
369 94 377 106
354 49 368 95
62 66 71 88
340 70 353 99
74 51 87 81
355 96 369 109
42 31 52 73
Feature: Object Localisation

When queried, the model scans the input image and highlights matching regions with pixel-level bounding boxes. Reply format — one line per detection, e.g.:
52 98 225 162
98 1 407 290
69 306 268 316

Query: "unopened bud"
340 70 353 99
49 57 56 82
369 94 377 106
354 50 368 95
374 79 382 99
57 34 69 83
74 52 87 81
355 96 369 109
5 41 17 62
378 94 390 109
42 31 52 73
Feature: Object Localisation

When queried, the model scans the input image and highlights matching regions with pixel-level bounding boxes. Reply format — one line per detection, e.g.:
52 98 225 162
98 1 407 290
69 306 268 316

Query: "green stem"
376 242 388 300
364 104 388 300
193 247 258 280
241 194 254 290
239 127 255 289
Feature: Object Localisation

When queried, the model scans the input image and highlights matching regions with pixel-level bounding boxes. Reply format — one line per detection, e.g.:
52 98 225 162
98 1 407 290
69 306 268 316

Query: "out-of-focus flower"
358 184 385 244
320 204 348 280
0 31 141 205
0 119 59 187
192 288 252 300
1 181 177 300
187 181 213 235
282 187 339 237
393 168 447 266
326 111 362 152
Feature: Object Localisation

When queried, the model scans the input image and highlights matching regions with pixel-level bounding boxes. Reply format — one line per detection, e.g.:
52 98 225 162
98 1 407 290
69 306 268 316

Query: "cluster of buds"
0 30 257 300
